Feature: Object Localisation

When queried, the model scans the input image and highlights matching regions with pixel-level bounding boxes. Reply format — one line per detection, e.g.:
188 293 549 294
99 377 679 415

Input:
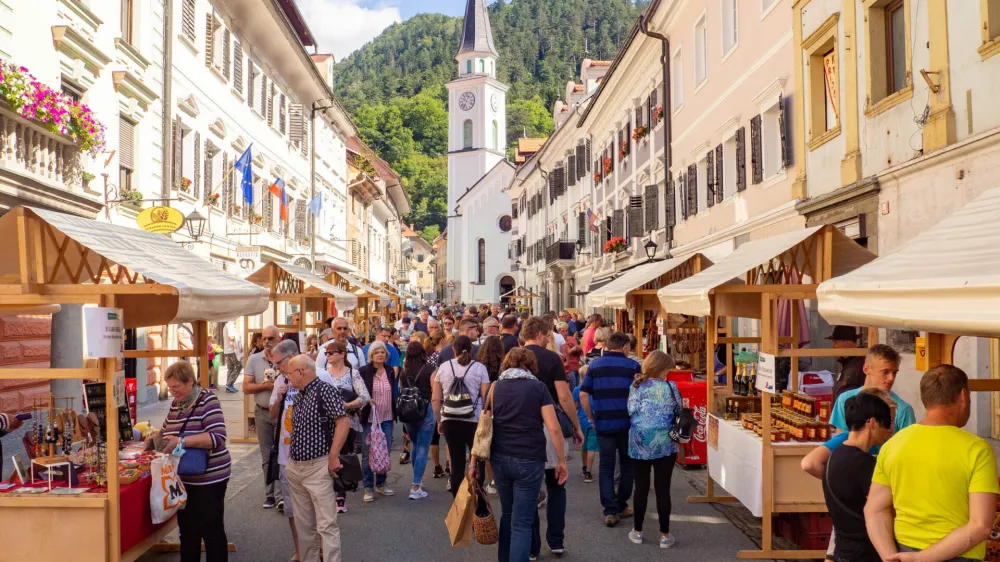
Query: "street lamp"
184 209 207 241
643 239 658 261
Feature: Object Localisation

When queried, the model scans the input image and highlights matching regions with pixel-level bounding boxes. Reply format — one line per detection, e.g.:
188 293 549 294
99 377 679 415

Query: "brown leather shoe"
604 514 620 527
618 506 633 519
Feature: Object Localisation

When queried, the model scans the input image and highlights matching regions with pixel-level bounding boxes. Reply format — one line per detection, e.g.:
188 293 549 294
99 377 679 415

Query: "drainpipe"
161 0 174 201
639 12 672 254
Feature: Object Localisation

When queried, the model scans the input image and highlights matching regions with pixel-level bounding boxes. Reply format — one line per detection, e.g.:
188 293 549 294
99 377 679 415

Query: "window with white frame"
722 0 738 55
211 15 226 71
723 135 737 199
762 0 777 13
695 15 708 86
671 49 684 109
761 100 782 179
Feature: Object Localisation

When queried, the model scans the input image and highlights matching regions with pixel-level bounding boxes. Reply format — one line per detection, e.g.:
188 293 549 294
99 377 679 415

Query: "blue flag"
307 193 323 218
234 144 254 206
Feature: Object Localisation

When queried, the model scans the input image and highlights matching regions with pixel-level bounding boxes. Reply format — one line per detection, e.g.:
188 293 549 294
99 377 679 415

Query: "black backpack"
441 361 476 419
397 369 428 423
667 381 696 444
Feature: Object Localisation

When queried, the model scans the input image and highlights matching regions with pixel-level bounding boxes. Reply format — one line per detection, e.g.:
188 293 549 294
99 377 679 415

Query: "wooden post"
633 296 645 358
102 293 122 562
194 320 209 388
790 298 800 392
759 292 776 554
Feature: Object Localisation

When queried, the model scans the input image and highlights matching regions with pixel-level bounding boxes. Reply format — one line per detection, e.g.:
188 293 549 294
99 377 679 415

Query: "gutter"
161 0 174 201
638 3 673 255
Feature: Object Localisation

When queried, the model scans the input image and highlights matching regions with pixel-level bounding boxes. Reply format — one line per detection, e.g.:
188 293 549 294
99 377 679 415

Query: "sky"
295 1 472 60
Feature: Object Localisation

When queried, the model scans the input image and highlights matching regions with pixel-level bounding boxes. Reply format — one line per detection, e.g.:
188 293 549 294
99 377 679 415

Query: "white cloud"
295 1 402 59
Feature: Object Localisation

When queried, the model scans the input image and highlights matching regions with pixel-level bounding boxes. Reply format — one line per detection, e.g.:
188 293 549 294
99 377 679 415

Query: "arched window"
466 60 472 74
477 239 486 283
478 59 485 73
463 119 473 149
492 120 499 150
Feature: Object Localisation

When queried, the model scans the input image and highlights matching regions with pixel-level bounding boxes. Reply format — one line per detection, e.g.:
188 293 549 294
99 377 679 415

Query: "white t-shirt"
553 332 566 351
316 339 367 372
433 359 490 423
223 321 241 356
269 371 334 465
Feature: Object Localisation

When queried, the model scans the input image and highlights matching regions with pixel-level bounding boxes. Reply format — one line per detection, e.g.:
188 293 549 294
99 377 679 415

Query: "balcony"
545 241 576 266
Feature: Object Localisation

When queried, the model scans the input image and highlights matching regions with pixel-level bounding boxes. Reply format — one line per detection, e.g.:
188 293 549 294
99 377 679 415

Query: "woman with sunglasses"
358 341 398 503
324 340 369 513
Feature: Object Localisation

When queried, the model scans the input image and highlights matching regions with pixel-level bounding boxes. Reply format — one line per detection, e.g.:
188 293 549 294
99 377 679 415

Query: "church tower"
446 0 508 296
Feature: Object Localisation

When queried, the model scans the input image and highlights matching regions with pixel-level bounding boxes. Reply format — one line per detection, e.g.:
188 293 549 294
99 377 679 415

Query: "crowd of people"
129 303 1000 562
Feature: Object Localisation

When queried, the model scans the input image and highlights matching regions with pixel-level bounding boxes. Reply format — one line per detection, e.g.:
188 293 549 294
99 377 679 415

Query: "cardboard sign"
84 307 123 359
756 352 777 394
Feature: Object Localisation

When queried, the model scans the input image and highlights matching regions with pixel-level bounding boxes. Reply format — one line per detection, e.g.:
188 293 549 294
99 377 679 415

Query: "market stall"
500 286 541 313
0 206 268 561
658 225 874 560
237 261 358 442
326 272 390 343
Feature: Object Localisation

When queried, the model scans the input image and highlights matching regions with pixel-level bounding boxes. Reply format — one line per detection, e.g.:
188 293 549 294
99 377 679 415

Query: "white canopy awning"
586 256 707 309
340 273 391 305
818 187 1000 337
1 207 269 327
248 262 358 311
658 226 874 318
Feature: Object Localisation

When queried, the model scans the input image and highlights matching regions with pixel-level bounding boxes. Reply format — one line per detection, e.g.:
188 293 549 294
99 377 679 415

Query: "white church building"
445 0 516 304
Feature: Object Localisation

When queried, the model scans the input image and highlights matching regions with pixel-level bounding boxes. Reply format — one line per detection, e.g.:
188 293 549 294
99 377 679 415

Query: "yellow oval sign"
136 206 185 234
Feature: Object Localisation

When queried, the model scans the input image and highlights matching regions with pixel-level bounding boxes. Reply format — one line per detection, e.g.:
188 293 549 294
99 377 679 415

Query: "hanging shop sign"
136 206 185 234
84 307 124 359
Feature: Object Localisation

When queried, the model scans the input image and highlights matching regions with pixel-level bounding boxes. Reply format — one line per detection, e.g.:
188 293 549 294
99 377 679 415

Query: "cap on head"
826 325 860 341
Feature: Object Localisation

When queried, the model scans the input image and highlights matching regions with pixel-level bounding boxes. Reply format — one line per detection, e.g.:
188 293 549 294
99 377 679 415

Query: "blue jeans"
530 468 567 552
405 407 436 486
492 454 545 562
361 420 394 491
568 370 579 389
597 429 634 516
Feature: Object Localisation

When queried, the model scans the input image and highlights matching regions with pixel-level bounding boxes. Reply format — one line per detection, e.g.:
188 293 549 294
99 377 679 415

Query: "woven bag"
472 479 499 545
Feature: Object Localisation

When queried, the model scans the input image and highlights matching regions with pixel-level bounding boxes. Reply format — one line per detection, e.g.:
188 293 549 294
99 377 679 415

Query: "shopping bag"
150 453 187 524
445 476 475 548
366 423 391 475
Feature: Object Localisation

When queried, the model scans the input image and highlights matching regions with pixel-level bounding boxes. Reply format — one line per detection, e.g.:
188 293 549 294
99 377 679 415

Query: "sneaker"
550 546 565 555
276 499 285 512
486 482 498 495
446 479 452 492
537 490 547 509
583 470 594 483
336 498 348 513
604 514 620 527
628 530 643 544
445 462 451 474
263 498 276 509
225 385 238 393
376 486 395 496
618 506 633 519
529 556 538 561
660 534 676 549
363 491 375 503
399 451 411 465
408 488 428 500
433 465 445 479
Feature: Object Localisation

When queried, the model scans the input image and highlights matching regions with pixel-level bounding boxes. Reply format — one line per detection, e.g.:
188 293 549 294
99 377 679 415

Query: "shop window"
863 0 912 116
695 15 708 86
804 13 841 149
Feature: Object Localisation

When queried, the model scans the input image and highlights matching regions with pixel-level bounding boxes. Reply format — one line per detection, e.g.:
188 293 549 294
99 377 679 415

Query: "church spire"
458 0 498 57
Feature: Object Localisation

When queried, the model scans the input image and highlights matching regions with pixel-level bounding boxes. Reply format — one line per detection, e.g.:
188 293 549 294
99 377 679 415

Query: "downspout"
161 0 174 201
639 12 672 255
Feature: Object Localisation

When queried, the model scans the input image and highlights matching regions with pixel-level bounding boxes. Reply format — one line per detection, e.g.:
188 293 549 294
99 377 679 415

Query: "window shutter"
679 173 688 219
687 164 698 216
548 174 556 203
267 83 275 125
557 166 566 196
665 177 676 227
576 145 586 178
233 40 243 92
715 144 724 203
247 64 255 108
586 139 592 171
181 0 196 41
511 202 518 219
263 185 273 231
706 150 715 208
222 29 231 79
736 126 747 192
628 196 643 239
578 212 586 243
609 142 614 172
172 118 182 189
260 75 268 115
612 210 624 240
300 119 309 157
223 152 234 215
205 14 214 67
778 94 788 169
528 197 534 217
279 94 286 134
635 107 642 131
119 117 134 170
192 131 201 199
750 114 763 184
295 199 307 240
289 103 303 145
644 184 658 232
203 141 215 203
568 155 577 186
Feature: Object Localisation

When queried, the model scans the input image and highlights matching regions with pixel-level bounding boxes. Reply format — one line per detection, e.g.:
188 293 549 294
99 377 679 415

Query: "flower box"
603 236 626 253
632 126 648 142
602 157 613 175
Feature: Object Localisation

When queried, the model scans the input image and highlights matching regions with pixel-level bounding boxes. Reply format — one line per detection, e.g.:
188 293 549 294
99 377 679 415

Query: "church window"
477 239 486 283
463 120 473 149
466 60 472 74
479 59 485 73
492 120 499 150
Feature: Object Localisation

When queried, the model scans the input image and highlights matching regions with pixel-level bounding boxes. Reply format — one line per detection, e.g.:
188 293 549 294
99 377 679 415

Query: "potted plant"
234 204 243 216
632 125 648 142
603 236 626 253
618 140 630 159
593 171 602 183
251 212 263 225
654 105 664 122
81 171 95 188
120 186 143 207
175 177 192 193
207 193 221 207
602 157 613 175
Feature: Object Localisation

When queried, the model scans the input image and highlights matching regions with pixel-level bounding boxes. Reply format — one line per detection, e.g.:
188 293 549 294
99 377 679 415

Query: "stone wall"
0 315 53 415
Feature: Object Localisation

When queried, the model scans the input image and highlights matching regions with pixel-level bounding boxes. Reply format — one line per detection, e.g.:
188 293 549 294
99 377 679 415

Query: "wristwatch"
180 436 186 448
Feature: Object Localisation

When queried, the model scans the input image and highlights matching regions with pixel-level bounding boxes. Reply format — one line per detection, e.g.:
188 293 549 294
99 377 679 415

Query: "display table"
707 414 826 517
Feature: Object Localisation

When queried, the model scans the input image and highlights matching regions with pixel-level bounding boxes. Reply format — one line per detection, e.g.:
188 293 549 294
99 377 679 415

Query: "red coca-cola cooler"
672 380 707 467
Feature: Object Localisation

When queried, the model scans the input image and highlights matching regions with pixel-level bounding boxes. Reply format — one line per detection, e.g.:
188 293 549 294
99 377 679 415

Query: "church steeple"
458 0 498 58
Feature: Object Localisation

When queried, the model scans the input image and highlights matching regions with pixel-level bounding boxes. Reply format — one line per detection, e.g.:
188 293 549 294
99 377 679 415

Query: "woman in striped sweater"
160 360 231 562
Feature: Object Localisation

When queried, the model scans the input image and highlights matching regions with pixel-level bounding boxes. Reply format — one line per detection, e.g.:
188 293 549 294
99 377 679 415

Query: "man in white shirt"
319 317 366 371
223 321 243 393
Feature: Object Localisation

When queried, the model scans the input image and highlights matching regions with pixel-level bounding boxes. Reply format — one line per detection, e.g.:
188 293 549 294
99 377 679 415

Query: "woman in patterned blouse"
626 351 679 550
357 341 398 503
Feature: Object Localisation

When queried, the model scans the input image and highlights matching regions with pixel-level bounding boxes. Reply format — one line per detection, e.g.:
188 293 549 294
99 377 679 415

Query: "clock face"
490 94 499 112
459 92 476 111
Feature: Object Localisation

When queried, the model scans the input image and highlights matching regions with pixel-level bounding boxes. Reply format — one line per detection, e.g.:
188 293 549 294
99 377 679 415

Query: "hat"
826 325 860 341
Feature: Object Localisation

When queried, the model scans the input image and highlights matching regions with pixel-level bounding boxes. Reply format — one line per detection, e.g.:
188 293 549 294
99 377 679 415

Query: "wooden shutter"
289 103 303 145
295 199 307 240
568 155 577 186
778 95 788 169
267 83 275 125
750 114 763 184
222 29 231 79
609 143 614 172
612 210 624 240
233 40 243 92
651 88 659 123
644 184 658 232
706 150 715 208
586 139 592 171
548 173 556 202
665 177 676 227
260 75 268 115
300 118 309 157
223 152 233 215
715 144 725 203
192 131 201 199
576 145 586 177
263 185 273 231
628 196 643 239
635 107 643 132
578 212 586 243
172 118 182 189
736 126 747 192
556 166 566 196
679 172 688 219
687 164 698 216
279 94 286 134
118 117 134 170
204 14 214 67
247 64 255 108
181 0 196 41
203 140 214 203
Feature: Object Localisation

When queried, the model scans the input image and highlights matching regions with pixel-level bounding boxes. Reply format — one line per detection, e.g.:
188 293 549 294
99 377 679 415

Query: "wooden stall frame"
0 208 237 561
500 286 541 313
326 271 386 345
680 226 871 560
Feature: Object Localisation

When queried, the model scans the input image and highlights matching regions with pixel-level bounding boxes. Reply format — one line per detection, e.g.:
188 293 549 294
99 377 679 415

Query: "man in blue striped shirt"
580 331 642 527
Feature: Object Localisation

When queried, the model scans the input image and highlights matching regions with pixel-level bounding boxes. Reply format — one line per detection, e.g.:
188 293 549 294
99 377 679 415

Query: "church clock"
459 92 476 111
490 94 499 112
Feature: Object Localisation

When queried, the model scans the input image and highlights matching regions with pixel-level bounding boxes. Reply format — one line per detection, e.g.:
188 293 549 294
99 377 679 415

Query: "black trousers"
632 454 677 535
177 479 229 562
442 420 478 497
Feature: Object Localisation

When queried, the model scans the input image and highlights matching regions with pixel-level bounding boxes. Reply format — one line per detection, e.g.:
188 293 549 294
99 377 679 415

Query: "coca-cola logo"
692 405 708 443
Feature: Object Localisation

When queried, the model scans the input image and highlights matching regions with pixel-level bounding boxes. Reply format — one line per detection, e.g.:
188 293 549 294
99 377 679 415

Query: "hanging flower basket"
632 126 648 142
602 157 613 175
603 236 626 253
120 187 143 206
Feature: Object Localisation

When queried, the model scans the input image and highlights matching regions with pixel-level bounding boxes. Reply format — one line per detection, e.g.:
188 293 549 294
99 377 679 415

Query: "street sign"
447 280 455 290
136 206 184 234
756 352 777 394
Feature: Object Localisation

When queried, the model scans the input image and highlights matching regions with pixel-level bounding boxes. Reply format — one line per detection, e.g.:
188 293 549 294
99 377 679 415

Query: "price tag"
756 352 777 394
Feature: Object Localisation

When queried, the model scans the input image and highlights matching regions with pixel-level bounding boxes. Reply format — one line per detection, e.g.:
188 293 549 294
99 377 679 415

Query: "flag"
587 208 599 233
269 177 288 222
234 144 254 205
307 193 323 218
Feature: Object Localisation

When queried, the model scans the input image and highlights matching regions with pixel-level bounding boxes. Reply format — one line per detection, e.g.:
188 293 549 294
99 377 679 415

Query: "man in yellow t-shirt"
865 364 999 561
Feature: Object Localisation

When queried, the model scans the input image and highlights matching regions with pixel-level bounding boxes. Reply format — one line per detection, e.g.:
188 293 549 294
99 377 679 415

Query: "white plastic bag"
150 453 187 524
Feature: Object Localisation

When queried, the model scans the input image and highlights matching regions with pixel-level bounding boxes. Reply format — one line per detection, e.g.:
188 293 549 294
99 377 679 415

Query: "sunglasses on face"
325 350 345 356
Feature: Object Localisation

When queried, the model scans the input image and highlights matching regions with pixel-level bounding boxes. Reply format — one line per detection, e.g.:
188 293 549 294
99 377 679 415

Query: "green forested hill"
333 0 646 242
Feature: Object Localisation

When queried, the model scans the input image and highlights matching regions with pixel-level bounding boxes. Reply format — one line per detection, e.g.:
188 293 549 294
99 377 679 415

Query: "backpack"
667 381 696 444
397 369 428 423
441 361 476 419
